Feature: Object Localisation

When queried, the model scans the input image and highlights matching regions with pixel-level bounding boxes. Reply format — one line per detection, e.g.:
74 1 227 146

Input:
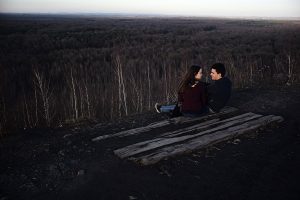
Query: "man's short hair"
211 63 226 77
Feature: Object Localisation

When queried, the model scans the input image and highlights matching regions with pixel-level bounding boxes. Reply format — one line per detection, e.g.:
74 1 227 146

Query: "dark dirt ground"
1 85 300 200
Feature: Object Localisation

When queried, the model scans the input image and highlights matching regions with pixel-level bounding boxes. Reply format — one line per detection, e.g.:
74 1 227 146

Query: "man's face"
210 69 222 80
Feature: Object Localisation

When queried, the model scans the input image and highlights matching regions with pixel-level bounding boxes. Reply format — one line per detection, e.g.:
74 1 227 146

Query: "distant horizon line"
1 12 300 21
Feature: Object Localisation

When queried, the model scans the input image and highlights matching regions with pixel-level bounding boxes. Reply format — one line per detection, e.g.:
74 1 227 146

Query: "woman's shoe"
155 103 161 113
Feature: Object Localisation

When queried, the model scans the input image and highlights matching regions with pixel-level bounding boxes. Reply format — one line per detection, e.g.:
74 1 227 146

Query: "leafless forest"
0 14 300 135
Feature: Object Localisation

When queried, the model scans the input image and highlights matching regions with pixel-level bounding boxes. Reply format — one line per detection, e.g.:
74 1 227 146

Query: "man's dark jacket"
207 77 232 112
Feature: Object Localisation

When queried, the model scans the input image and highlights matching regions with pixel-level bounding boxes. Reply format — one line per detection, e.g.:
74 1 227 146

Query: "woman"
155 65 207 117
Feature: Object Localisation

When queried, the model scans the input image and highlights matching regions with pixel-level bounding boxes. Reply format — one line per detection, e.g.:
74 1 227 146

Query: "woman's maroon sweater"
178 82 207 113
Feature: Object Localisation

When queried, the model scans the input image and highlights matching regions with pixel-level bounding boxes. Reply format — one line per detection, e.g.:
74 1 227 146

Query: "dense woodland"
0 14 300 136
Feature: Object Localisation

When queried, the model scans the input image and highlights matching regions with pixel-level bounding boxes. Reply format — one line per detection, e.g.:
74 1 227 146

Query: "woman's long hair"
178 65 202 93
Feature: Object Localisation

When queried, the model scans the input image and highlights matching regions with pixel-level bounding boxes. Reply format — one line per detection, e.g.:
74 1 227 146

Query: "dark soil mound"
1 86 300 200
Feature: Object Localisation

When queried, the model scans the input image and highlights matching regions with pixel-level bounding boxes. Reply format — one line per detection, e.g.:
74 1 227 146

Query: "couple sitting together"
155 63 232 117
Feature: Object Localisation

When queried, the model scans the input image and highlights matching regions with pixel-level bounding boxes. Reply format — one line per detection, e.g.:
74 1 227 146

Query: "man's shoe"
155 103 161 113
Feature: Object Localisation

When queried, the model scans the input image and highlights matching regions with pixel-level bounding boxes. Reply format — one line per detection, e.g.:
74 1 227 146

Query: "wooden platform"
92 107 284 165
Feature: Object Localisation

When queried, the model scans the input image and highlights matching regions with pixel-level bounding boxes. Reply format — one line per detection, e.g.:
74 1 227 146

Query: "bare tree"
115 55 128 116
82 66 92 118
33 68 53 127
70 68 79 120
129 72 142 113
22 88 32 128
33 84 39 126
286 54 294 85
163 63 170 103
84 80 91 118
147 62 151 110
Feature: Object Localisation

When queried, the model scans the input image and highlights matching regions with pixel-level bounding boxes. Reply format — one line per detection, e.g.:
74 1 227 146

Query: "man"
207 63 232 113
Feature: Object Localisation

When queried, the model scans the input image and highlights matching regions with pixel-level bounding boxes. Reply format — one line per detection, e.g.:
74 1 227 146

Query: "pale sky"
1 0 300 18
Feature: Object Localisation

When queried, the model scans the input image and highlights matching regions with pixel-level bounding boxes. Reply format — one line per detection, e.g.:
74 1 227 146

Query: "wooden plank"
114 113 259 158
92 107 238 141
114 113 262 159
129 115 284 165
161 112 261 138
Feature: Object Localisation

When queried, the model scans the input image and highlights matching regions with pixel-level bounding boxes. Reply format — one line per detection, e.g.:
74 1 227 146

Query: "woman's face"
194 68 202 80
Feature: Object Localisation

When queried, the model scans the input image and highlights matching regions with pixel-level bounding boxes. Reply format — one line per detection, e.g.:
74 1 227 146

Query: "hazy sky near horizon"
1 0 300 18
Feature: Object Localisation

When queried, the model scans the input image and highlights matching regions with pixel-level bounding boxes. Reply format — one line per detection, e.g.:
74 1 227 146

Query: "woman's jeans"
160 105 209 117
160 105 176 113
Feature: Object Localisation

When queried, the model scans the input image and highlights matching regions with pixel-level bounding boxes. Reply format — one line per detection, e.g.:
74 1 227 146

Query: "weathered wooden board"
112 112 283 165
114 112 262 159
92 106 283 165
128 115 284 165
92 106 238 141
